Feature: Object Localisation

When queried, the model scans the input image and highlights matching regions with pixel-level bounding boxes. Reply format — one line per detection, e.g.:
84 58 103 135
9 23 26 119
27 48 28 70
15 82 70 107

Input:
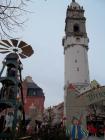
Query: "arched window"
73 24 80 32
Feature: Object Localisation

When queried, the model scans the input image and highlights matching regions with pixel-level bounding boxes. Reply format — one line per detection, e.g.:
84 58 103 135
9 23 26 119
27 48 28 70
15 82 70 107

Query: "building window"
73 24 80 32
76 37 80 41
77 67 79 71
85 80 87 83
67 45 70 48
75 59 77 63
27 88 36 96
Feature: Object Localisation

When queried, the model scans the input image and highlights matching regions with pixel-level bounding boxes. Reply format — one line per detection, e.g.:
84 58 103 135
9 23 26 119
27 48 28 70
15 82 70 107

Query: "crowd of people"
28 121 66 140
0 107 66 140
1 108 105 140
0 107 23 136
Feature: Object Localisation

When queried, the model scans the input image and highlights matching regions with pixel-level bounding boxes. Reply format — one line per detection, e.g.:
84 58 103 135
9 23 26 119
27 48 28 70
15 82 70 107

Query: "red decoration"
87 124 97 134
101 128 105 133
67 84 75 90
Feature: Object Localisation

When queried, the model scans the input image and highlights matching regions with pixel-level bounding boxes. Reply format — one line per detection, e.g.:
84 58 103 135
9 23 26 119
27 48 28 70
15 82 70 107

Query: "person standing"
3 112 14 132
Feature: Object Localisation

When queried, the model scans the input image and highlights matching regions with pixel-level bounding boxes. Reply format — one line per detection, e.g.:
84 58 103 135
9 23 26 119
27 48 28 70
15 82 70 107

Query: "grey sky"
0 0 105 107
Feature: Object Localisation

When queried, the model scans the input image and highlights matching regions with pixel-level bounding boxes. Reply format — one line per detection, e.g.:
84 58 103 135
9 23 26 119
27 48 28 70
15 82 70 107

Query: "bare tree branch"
0 0 31 38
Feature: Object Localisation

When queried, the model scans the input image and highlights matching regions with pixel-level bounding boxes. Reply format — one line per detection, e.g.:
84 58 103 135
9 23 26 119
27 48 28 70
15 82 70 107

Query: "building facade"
44 102 64 126
22 76 45 118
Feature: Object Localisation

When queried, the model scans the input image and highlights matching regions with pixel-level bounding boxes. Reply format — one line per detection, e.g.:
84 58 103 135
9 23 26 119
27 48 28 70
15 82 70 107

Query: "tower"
62 0 90 125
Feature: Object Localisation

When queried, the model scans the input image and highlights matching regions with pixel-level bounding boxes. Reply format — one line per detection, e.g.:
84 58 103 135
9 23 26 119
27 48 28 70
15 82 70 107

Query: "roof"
23 76 45 97
28 82 40 89
27 83 44 96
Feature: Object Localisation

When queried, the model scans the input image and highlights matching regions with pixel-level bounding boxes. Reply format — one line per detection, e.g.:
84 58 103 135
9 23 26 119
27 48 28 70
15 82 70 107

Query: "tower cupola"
70 0 80 9
63 0 90 89
65 0 87 37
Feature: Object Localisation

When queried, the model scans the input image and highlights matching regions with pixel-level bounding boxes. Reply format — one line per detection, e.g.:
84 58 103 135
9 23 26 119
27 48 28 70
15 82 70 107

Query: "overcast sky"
0 0 105 108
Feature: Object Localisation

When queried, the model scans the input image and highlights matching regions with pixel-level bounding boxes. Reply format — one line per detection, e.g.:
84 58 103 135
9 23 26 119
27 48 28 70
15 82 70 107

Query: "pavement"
88 136 104 140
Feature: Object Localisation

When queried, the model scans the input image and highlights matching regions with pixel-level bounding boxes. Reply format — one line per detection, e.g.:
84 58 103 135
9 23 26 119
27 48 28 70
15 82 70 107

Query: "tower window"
85 80 87 82
77 67 79 71
76 37 80 41
67 45 70 48
75 59 77 63
73 24 80 32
